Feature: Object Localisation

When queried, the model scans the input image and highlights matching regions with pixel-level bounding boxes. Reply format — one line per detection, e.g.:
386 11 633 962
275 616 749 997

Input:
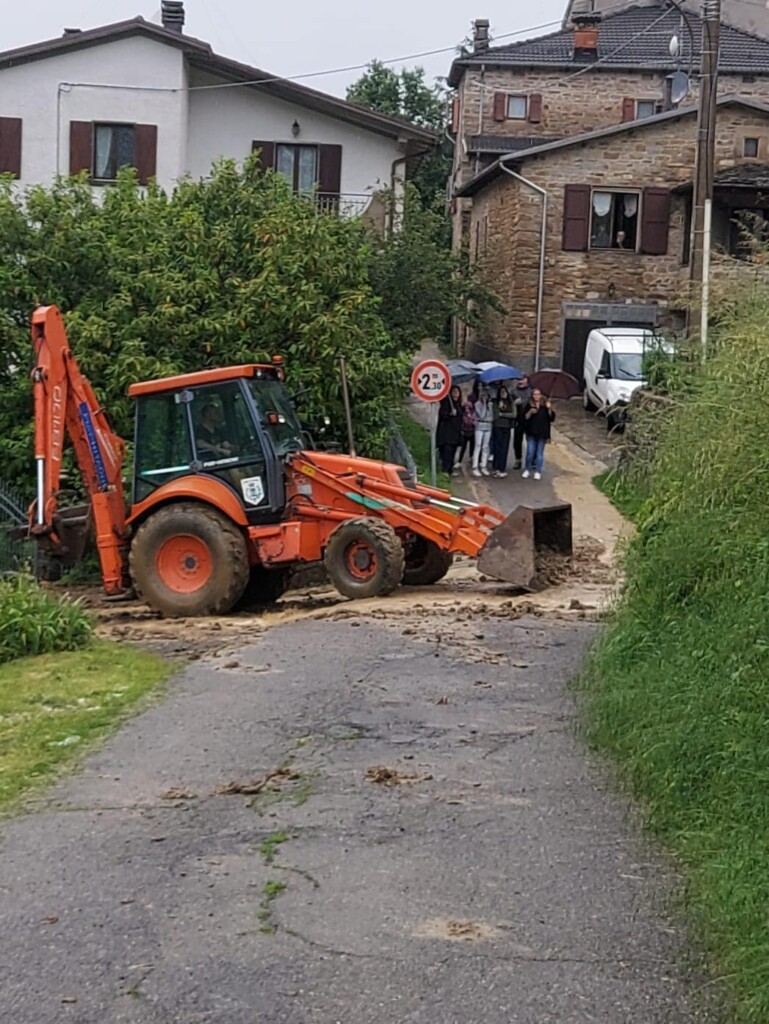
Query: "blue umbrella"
447 359 481 384
479 364 523 384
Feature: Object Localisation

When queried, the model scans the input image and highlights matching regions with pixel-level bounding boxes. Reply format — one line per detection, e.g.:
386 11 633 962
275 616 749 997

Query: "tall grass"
581 302 769 1021
0 576 92 663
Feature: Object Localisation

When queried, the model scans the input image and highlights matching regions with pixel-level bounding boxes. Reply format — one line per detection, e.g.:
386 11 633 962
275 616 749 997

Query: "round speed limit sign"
411 359 451 403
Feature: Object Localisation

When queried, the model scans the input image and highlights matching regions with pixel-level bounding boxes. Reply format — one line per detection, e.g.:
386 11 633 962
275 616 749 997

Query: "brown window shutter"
251 140 275 171
640 187 671 255
562 184 591 251
493 92 507 122
621 97 636 123
318 144 342 198
451 96 461 134
135 124 158 185
69 121 93 176
0 117 22 178
528 94 542 124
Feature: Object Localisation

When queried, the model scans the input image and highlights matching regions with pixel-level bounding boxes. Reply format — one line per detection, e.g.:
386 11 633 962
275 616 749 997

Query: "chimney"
161 1 185 34
62 28 82 36
473 19 490 54
572 12 600 62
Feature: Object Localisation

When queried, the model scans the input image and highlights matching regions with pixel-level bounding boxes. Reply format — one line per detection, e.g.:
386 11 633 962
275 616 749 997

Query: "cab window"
190 381 263 466
134 393 194 502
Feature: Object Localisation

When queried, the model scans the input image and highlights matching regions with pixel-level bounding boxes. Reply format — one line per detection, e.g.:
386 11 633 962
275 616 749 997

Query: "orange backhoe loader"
27 305 572 617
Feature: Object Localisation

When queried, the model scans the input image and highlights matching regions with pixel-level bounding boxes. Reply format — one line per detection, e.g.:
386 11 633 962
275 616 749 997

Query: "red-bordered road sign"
411 359 451 403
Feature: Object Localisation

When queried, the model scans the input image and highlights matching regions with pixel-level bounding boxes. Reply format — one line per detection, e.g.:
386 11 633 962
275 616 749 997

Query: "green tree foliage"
346 61 451 208
369 184 503 353
0 160 406 492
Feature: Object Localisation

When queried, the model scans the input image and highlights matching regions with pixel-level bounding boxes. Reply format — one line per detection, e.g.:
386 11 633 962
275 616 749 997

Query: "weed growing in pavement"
259 832 290 865
580 302 769 1022
257 880 288 934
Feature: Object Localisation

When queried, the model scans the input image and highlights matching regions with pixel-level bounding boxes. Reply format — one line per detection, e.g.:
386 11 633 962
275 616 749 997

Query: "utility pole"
690 0 721 358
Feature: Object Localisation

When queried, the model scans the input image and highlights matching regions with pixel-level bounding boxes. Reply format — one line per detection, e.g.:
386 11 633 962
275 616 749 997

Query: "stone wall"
466 107 769 367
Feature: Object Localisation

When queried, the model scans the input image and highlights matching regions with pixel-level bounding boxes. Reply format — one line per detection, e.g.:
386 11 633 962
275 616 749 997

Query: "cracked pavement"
0 610 702 1022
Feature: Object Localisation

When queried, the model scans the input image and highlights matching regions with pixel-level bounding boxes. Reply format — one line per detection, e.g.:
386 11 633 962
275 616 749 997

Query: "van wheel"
582 388 596 412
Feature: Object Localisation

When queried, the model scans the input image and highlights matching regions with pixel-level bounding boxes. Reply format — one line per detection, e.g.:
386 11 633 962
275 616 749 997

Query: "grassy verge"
580 312 769 1021
392 409 451 490
592 469 647 523
0 641 170 813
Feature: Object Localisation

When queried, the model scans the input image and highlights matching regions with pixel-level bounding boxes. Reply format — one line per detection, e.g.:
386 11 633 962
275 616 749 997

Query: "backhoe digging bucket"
477 503 573 590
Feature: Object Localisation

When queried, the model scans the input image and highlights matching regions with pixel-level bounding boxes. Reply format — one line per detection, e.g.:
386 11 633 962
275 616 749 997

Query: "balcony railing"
313 192 375 218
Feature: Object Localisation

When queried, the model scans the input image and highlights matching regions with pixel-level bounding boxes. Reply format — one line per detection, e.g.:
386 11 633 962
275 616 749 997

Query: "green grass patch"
593 469 647 523
259 831 290 865
0 640 170 812
0 576 92 663
392 409 451 490
257 879 288 934
580 309 769 1021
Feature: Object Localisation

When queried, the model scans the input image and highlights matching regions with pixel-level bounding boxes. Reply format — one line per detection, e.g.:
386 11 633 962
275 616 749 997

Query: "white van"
582 328 659 428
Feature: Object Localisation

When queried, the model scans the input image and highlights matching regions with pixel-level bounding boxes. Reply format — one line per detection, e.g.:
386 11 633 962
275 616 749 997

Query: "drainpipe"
475 65 486 177
500 164 548 371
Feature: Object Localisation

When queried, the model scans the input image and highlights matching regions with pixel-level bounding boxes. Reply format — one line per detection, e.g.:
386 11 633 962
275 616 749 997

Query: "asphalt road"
0 613 699 1023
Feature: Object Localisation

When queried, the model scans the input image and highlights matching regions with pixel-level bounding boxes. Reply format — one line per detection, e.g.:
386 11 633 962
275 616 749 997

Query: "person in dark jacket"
512 376 532 469
522 388 556 480
457 394 476 467
490 386 517 478
436 385 463 475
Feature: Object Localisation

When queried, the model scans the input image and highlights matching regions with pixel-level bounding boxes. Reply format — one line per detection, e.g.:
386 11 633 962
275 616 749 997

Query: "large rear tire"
235 566 290 611
324 518 404 600
402 536 452 586
129 503 249 618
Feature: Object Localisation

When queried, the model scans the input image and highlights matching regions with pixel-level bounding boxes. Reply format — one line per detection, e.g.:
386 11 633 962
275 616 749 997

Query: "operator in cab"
196 403 233 459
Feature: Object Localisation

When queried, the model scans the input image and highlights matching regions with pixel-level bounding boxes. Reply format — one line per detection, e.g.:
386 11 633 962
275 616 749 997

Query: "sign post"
410 359 451 487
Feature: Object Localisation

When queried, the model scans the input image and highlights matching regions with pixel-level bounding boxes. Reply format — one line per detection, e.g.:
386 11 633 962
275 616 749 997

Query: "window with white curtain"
590 190 640 250
93 124 136 181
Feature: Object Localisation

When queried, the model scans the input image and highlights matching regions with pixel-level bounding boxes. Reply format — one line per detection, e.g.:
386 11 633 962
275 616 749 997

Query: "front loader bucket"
477 502 572 590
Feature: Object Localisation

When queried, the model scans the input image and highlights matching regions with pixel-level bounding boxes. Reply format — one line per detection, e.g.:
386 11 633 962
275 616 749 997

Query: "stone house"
456 96 769 373
448 2 769 368
566 0 769 40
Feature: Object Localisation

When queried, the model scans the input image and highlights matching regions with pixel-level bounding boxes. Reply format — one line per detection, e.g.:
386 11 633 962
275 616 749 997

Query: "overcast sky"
3 0 567 94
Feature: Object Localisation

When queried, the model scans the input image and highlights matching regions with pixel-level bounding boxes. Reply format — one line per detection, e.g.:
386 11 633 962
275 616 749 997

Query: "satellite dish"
670 71 690 106
669 34 680 59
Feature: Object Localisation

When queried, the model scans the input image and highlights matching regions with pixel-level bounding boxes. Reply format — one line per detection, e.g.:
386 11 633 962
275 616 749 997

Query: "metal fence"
0 480 36 576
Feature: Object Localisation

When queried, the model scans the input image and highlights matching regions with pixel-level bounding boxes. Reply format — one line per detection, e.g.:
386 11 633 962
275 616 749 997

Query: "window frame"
635 99 657 120
589 187 642 253
744 137 760 158
506 94 528 120
274 143 320 194
91 121 137 183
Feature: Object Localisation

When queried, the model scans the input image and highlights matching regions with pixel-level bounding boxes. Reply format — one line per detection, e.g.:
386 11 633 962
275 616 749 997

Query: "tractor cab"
128 364 305 523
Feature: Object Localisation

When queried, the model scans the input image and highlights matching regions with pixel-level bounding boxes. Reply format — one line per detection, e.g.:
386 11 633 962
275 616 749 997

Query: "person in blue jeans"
522 388 555 480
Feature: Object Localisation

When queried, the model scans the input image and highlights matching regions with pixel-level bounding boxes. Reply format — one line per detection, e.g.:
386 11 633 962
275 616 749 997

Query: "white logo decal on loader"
241 476 265 506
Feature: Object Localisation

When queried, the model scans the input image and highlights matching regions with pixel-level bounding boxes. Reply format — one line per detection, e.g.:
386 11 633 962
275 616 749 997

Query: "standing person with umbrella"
522 388 556 481
490 385 517 478
436 384 463 477
471 387 494 477
512 375 532 470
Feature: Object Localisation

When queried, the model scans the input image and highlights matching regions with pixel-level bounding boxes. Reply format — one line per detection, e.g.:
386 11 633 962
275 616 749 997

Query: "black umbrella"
528 369 581 400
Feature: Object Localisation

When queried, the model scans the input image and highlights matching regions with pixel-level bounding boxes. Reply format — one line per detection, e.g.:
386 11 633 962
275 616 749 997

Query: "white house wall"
186 71 403 196
0 36 187 188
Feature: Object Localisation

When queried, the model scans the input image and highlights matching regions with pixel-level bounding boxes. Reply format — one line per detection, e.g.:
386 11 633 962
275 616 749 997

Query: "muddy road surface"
0 443 705 1022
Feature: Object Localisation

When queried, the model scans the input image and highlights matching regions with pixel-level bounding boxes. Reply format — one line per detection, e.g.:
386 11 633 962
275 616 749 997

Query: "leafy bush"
581 300 769 1020
0 576 92 663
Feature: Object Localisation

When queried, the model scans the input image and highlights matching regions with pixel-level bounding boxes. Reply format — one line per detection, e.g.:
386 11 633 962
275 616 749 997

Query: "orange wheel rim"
156 534 213 594
345 540 378 581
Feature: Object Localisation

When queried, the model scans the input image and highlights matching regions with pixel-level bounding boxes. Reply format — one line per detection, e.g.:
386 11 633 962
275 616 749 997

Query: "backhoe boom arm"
30 305 129 594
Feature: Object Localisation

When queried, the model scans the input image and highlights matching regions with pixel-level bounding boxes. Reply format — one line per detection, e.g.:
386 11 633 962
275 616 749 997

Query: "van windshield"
611 352 645 381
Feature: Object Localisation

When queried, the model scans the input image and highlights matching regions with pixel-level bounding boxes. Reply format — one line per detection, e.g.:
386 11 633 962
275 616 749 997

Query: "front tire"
324 518 404 600
129 502 249 618
402 537 453 586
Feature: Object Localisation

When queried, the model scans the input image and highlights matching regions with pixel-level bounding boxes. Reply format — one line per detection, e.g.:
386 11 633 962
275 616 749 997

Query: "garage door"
562 319 606 383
